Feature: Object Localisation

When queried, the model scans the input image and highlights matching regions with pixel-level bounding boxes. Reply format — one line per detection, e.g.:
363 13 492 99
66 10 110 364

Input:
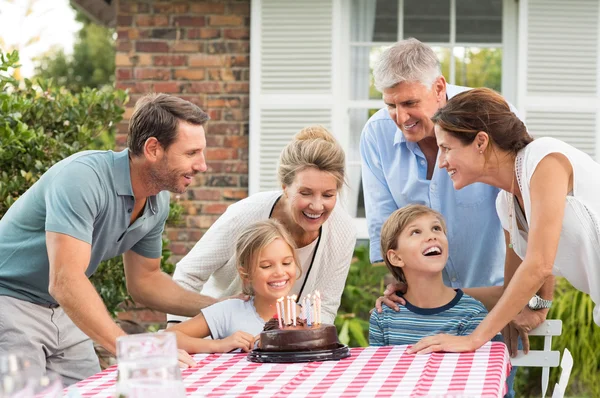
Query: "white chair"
509 319 569 398
551 348 573 398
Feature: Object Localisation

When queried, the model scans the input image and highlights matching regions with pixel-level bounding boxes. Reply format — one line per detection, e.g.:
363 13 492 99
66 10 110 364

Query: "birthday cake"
259 317 340 352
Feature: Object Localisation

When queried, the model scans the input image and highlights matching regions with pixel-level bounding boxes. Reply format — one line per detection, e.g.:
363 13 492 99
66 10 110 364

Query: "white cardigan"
169 191 357 324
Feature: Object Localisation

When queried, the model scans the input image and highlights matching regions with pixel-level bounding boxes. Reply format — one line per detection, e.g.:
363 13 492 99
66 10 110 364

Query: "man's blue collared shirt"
360 84 505 289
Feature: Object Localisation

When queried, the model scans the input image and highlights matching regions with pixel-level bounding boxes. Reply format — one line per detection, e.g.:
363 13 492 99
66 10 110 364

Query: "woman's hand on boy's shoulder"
373 282 408 313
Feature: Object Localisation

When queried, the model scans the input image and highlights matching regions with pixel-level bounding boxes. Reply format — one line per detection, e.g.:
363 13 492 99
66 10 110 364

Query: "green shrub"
0 50 127 214
335 245 389 347
515 277 600 397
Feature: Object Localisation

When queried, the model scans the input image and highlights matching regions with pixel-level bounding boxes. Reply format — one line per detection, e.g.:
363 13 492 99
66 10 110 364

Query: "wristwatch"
528 294 552 310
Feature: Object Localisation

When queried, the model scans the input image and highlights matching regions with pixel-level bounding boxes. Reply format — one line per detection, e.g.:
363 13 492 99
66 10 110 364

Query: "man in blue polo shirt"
361 39 555 397
0 94 224 384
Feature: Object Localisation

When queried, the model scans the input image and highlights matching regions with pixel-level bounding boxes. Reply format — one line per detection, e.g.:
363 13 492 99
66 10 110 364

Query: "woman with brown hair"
409 87 600 354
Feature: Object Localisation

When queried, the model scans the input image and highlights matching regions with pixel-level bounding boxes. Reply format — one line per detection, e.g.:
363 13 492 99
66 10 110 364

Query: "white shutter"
518 0 600 159
258 109 332 191
250 0 338 193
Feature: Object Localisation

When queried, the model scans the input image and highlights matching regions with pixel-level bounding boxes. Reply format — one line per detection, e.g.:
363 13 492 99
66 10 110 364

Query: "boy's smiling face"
387 213 449 277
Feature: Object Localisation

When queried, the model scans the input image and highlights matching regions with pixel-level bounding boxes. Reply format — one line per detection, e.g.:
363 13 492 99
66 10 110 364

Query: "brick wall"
114 0 250 328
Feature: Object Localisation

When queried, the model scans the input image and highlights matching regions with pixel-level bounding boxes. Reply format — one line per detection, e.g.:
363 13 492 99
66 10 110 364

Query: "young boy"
369 204 490 346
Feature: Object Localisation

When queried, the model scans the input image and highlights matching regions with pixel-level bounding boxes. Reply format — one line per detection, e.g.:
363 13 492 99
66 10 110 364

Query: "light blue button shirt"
360 84 506 289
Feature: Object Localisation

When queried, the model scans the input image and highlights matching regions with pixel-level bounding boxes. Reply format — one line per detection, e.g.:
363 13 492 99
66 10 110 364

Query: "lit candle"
316 290 322 324
276 297 283 329
285 296 291 325
301 297 307 320
306 294 312 326
291 295 297 326
282 298 287 326
312 293 317 325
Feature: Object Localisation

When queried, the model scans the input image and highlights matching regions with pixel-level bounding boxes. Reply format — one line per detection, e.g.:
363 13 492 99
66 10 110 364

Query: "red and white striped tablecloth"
67 341 510 397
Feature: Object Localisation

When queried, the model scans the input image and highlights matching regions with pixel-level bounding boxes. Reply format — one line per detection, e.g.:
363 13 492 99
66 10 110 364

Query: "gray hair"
373 38 442 92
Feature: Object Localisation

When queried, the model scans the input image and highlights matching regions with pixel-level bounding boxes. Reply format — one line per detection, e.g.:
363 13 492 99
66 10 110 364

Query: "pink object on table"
65 342 511 398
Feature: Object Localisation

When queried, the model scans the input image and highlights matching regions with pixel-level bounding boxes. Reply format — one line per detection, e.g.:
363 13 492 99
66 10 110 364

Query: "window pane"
351 0 397 44
346 108 379 218
373 0 398 42
403 0 450 42
454 47 502 92
456 0 502 43
431 47 451 80
351 45 390 100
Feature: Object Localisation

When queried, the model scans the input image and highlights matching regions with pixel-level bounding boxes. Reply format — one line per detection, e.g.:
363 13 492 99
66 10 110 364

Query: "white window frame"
339 0 519 240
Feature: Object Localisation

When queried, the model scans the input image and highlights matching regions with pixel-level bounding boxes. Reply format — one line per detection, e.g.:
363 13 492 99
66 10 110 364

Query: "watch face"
528 296 538 308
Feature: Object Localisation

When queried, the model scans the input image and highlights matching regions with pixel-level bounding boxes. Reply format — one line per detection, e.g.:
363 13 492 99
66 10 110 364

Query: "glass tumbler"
115 332 185 398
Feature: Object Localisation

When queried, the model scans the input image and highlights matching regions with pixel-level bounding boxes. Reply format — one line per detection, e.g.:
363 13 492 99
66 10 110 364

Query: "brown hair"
380 204 447 283
235 219 301 295
278 126 346 190
128 93 209 156
432 87 533 154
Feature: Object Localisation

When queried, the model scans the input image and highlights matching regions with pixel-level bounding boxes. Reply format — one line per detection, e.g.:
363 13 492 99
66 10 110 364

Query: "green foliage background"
34 12 115 93
0 50 126 214
334 246 388 348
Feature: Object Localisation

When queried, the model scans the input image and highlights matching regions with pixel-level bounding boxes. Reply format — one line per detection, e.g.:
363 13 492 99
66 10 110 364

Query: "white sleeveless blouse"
496 137 600 325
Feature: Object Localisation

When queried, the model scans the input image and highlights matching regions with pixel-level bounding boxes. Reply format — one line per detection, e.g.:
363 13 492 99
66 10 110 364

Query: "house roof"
70 0 115 27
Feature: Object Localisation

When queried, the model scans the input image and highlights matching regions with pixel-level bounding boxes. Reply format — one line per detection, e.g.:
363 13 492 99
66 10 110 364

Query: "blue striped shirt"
369 289 488 346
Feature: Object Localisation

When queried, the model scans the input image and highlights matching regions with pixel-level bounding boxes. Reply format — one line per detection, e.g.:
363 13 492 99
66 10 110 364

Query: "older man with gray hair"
361 38 555 397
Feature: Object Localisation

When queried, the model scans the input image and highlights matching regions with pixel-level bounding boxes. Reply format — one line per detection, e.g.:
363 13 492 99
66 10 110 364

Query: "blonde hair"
236 219 301 295
380 204 447 283
278 126 346 190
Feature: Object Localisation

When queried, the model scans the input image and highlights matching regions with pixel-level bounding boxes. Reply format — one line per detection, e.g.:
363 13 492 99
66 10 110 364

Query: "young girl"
170 219 302 354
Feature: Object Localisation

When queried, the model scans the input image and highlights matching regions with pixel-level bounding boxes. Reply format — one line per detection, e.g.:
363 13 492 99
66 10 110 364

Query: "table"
68 342 511 397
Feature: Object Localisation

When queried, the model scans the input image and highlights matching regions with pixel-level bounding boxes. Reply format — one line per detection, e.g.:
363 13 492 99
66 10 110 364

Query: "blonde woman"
168 126 356 326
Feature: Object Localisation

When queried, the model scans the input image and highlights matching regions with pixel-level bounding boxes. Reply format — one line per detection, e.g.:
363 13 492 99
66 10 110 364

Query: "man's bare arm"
47 232 126 355
123 250 218 317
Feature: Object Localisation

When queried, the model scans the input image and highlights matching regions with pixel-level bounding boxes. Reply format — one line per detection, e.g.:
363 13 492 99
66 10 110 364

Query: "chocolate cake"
259 318 340 352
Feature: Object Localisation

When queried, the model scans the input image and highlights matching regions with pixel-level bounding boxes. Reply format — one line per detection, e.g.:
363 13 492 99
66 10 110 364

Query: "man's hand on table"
502 306 548 357
373 282 407 313
178 349 197 369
